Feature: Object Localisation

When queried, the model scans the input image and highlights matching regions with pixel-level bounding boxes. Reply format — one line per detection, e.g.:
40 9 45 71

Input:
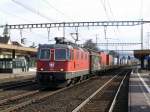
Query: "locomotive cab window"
55 49 71 60
39 49 50 59
55 49 66 60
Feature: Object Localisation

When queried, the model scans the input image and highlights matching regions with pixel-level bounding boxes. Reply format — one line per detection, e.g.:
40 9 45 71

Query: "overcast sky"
0 0 150 51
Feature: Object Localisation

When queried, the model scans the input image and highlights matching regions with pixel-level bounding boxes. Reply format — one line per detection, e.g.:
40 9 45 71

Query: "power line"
0 6 44 44
100 0 120 42
93 42 141 46
140 0 143 19
107 0 115 20
42 0 73 21
100 0 110 20
11 0 56 22
44 0 64 15
18 29 50 45
0 7 35 23
0 7 51 44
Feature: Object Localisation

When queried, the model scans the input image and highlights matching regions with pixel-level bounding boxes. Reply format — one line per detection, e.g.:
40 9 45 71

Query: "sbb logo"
49 62 54 68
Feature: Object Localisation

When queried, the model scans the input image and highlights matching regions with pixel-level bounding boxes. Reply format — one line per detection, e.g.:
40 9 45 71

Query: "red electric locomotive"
36 38 90 86
36 37 119 87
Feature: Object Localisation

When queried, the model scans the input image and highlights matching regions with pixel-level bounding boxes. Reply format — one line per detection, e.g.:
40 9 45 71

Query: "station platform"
128 69 150 112
0 68 36 83
0 71 35 79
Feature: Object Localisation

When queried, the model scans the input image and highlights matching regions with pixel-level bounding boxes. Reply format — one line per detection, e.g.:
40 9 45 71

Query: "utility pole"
147 32 150 49
95 34 98 46
47 28 50 42
70 27 79 43
141 19 144 49
104 26 108 52
70 32 78 43
63 26 65 42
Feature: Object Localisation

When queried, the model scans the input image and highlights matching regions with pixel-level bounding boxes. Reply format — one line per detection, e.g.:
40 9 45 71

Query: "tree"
109 50 118 57
83 39 99 51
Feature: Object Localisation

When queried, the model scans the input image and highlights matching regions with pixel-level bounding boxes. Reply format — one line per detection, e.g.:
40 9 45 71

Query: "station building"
0 28 37 73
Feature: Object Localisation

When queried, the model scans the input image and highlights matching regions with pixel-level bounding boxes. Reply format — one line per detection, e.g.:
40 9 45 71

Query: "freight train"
36 38 124 87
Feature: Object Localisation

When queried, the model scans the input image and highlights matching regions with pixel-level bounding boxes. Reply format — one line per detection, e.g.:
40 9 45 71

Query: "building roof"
0 43 37 52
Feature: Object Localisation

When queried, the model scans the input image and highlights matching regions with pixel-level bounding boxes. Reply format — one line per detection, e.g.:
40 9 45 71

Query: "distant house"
0 36 11 44
0 36 23 59
0 36 22 46
0 36 11 58
0 25 23 46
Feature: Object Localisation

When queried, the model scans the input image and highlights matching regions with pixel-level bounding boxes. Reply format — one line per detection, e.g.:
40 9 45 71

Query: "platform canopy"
134 49 150 58
0 43 37 55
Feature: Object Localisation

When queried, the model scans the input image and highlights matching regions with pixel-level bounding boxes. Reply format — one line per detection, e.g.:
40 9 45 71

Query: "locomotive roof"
39 44 72 49
38 44 88 52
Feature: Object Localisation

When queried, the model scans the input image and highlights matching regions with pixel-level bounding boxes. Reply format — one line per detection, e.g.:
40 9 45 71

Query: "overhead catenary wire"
42 0 75 41
105 0 120 33
99 0 120 51
42 0 74 21
0 5 40 45
19 29 50 45
107 0 115 20
10 0 58 43
11 0 56 22
0 7 50 45
140 0 143 19
0 7 35 23
100 0 110 20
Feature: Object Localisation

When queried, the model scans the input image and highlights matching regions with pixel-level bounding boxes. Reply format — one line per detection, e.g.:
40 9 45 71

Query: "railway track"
0 68 131 112
0 77 36 91
75 70 131 112
0 78 39 108
0 83 40 104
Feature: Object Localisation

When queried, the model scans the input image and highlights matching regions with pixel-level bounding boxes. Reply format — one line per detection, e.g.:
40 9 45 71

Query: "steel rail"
0 75 94 112
0 80 36 91
0 90 39 105
72 71 124 112
0 69 126 112
108 72 128 112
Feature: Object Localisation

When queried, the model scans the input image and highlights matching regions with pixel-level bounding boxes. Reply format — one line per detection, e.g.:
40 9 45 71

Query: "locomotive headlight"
40 68 43 71
60 69 64 71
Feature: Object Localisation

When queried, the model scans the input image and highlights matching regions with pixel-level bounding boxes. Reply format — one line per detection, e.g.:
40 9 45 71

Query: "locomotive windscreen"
39 49 50 59
55 49 71 60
